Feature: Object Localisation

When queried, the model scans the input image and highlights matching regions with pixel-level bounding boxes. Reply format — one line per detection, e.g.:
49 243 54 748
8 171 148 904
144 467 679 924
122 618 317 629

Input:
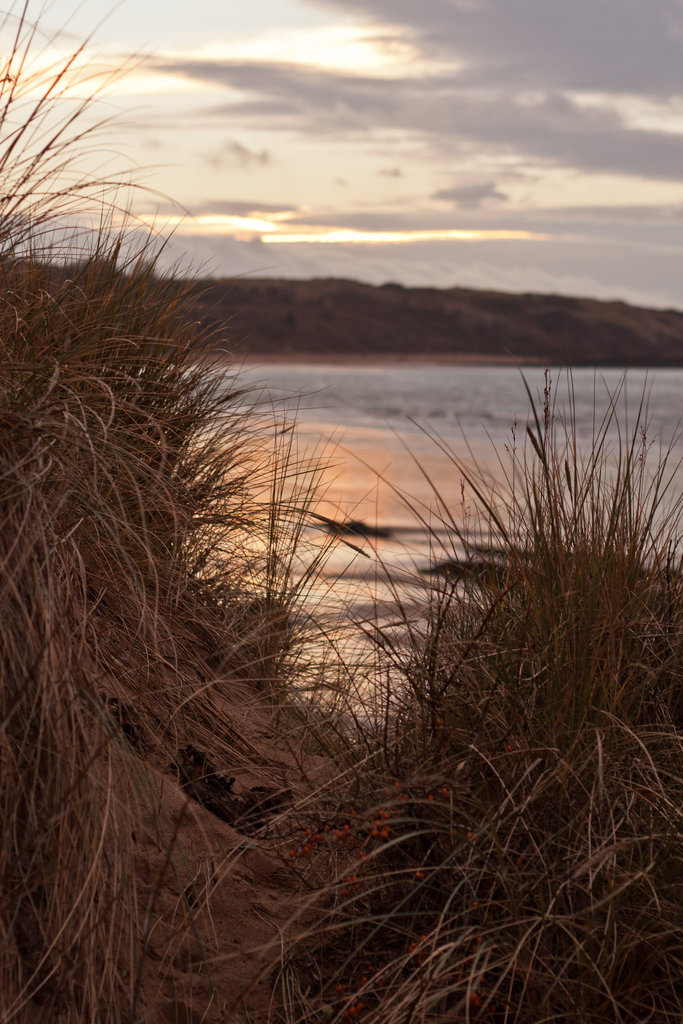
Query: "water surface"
238 363 683 628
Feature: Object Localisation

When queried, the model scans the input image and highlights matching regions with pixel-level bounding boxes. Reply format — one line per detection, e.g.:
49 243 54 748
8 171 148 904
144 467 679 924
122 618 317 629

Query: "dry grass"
279 377 683 1024
1 6 682 1023
0 238 325 1024
0 8 329 1021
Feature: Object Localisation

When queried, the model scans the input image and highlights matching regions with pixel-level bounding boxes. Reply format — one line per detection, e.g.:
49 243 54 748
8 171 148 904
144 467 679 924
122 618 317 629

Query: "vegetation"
0 7 681 1023
0 9 323 1021
280 381 683 1023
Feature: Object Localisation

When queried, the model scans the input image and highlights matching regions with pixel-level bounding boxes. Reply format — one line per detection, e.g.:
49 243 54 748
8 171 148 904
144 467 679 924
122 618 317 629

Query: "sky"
8 0 683 308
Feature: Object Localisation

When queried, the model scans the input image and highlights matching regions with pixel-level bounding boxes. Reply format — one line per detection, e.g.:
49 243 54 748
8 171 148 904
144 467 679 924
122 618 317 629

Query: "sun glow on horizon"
263 228 548 245
135 212 549 245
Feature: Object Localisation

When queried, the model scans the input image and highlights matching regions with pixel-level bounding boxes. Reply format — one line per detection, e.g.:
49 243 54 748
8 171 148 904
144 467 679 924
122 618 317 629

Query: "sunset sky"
12 0 683 307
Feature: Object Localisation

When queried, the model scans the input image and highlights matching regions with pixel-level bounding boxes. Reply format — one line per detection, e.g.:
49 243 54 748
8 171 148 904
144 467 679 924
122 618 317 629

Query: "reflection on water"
236 363 683 636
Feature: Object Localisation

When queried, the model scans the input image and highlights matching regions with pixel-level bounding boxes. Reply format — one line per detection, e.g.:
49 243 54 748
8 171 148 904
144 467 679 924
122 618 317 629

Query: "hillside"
190 277 683 365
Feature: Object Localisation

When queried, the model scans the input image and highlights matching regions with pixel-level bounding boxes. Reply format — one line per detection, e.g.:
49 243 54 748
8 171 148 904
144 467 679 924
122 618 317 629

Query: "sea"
237 363 683 635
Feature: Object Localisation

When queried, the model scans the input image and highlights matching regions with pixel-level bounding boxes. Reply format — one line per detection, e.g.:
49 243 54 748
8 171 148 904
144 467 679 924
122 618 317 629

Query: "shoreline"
206 349 683 370
219 350 547 368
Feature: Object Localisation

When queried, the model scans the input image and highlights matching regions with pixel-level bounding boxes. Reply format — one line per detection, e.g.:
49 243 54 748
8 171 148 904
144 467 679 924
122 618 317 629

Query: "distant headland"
188 277 683 366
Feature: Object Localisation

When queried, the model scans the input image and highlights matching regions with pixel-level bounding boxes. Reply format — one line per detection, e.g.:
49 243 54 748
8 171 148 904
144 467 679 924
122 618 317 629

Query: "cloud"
155 57 683 181
161 59 397 126
432 181 508 208
277 206 683 249
132 4 683 308
307 0 683 96
189 199 298 216
200 137 272 169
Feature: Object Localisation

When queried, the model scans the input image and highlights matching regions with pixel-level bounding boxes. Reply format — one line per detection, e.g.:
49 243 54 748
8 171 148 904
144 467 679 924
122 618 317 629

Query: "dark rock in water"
173 746 291 833
421 541 530 585
323 518 392 539
420 556 513 586
471 544 510 560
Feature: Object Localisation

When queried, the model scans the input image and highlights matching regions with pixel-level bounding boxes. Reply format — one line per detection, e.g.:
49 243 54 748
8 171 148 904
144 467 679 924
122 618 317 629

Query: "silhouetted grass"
2 6 682 1023
0 8 327 1021
279 377 683 1024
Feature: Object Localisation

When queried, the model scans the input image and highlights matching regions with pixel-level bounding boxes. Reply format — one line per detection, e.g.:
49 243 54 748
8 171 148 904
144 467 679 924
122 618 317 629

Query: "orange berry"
441 787 449 796
415 870 425 879
288 850 297 858
470 992 482 1008
427 795 434 802
394 781 401 789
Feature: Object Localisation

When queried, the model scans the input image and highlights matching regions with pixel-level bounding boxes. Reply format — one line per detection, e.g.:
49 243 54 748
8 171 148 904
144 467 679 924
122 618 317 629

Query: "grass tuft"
1 6 681 1022
281 375 683 1024
0 7 324 1020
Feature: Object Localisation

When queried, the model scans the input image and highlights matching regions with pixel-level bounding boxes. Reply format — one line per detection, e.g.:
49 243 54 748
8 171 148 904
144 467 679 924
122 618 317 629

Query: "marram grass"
0 7 321 1021
278 378 683 1024
0 6 682 1023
